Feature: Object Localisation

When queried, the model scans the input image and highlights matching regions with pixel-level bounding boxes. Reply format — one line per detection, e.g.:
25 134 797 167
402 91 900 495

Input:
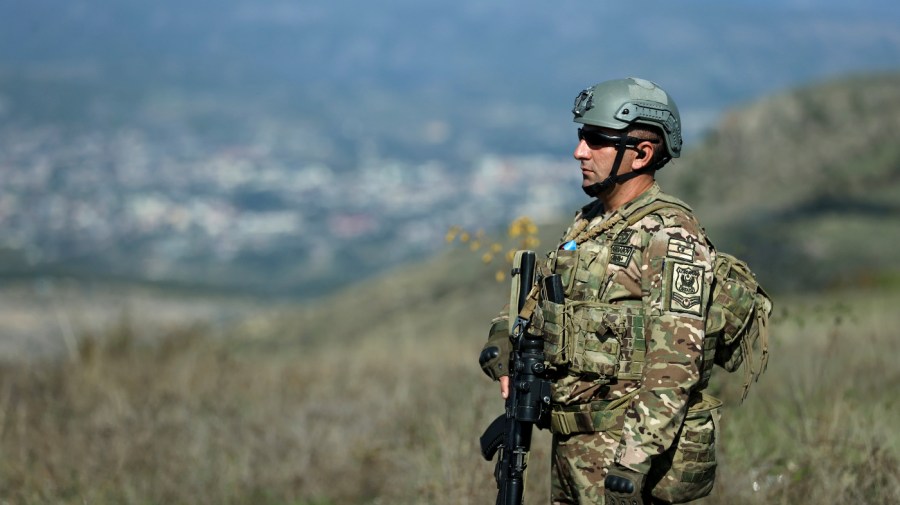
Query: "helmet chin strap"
582 135 670 198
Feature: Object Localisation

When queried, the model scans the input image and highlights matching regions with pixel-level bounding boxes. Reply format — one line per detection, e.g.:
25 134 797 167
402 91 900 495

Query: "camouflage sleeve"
615 215 713 474
479 307 511 380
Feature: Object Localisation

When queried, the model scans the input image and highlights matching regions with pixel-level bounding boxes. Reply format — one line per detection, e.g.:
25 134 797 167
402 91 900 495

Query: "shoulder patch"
666 260 704 316
667 238 694 262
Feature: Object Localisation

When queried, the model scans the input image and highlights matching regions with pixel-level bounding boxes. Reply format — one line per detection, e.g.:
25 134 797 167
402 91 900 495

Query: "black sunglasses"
577 128 628 147
577 128 659 148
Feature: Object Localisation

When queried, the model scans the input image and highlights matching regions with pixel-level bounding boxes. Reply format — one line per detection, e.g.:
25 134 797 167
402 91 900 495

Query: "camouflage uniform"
483 182 715 504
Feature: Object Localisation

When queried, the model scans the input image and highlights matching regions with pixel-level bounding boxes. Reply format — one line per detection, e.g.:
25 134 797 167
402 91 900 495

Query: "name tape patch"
610 244 635 267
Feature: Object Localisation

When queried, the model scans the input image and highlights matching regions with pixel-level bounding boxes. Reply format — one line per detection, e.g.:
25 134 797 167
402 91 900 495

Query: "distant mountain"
1 0 899 158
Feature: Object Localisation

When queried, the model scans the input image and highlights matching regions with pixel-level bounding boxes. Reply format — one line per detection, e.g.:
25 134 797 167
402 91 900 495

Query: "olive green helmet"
572 77 683 158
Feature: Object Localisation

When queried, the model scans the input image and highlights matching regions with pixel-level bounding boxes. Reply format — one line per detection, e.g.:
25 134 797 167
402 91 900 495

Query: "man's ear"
632 141 656 171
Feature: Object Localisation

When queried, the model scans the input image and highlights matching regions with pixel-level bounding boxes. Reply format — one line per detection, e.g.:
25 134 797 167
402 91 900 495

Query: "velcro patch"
613 229 636 245
667 238 694 261
610 244 634 267
667 261 704 316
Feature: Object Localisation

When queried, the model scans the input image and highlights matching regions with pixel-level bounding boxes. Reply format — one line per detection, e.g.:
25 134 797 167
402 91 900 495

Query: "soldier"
481 77 720 504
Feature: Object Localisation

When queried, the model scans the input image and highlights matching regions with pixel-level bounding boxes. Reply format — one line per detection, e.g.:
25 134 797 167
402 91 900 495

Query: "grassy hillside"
1 281 898 504
662 72 900 291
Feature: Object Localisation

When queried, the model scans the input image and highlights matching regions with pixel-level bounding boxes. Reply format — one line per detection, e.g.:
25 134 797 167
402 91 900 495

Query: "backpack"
621 200 773 401
705 251 772 400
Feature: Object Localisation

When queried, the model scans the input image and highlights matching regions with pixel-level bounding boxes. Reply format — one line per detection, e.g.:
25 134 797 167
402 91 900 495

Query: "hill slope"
663 72 900 290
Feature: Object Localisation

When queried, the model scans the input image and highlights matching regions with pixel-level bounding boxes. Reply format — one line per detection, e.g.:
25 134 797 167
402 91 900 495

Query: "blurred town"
0 113 584 295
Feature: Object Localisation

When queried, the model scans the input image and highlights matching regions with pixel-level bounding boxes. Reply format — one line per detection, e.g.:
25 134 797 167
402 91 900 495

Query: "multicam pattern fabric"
551 431 619 504
481 182 717 503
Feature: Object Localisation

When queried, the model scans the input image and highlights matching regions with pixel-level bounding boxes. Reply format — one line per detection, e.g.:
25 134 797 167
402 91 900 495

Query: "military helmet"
572 77 683 158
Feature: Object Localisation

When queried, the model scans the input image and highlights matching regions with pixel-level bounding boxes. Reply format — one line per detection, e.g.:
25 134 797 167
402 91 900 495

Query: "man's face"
573 125 630 193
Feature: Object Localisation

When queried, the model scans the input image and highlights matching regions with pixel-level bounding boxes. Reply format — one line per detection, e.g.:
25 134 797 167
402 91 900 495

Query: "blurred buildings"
0 118 584 294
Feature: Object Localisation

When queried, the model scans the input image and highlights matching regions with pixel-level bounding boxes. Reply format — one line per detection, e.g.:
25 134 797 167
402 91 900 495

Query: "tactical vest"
533 196 710 387
529 196 771 401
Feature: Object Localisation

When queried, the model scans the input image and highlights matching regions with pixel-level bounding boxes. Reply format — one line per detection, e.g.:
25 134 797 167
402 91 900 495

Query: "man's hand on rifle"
499 375 510 399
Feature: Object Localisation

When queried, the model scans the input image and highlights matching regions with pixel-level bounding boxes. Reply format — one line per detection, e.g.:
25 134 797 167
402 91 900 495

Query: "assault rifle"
480 250 564 505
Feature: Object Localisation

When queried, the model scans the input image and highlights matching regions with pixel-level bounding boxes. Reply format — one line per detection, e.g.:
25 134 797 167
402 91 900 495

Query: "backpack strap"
623 200 691 228
739 287 772 401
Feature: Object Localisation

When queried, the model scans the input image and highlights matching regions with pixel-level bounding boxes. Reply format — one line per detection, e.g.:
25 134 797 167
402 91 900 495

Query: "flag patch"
667 238 694 261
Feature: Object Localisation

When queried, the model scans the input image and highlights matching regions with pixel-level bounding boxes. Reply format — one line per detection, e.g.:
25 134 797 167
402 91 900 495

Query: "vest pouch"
552 248 579 295
715 274 755 347
538 299 570 367
566 301 624 378
649 392 722 503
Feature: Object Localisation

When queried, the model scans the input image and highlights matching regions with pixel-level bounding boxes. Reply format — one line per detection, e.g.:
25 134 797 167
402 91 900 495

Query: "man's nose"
573 140 590 160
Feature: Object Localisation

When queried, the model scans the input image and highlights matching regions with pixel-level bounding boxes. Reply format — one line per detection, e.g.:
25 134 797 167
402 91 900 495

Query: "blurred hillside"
2 211 898 504
664 72 900 291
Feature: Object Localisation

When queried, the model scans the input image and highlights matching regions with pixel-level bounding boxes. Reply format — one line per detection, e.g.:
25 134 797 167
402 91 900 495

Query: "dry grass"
0 283 898 504
705 289 900 504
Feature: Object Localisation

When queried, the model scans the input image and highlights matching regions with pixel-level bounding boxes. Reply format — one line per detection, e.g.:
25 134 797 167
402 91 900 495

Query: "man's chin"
582 180 612 198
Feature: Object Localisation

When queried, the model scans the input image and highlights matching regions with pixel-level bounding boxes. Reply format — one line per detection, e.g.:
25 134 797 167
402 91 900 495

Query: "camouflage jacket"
481 182 715 474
